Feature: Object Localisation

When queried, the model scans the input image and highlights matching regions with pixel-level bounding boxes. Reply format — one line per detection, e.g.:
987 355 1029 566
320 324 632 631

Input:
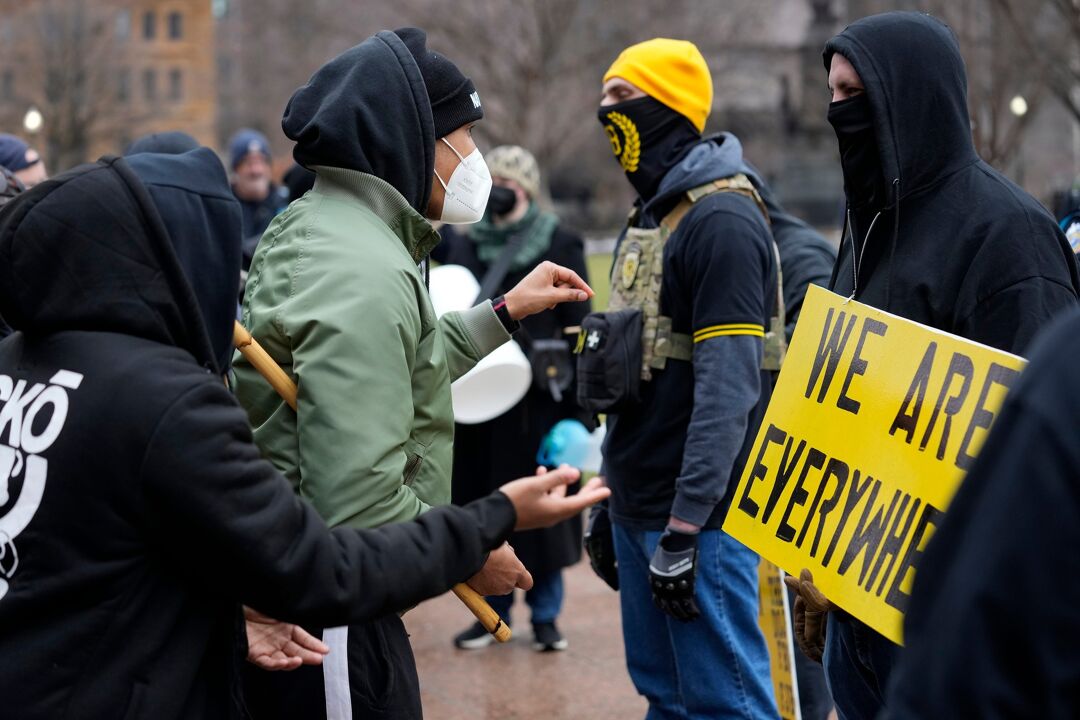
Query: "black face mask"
828 94 886 210
598 97 700 202
486 185 517 217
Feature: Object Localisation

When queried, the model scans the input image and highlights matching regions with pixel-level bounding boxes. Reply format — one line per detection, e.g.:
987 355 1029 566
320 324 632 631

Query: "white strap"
322 626 353 720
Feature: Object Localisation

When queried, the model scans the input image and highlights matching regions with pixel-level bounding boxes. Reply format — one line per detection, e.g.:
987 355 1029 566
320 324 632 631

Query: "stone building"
0 0 217 171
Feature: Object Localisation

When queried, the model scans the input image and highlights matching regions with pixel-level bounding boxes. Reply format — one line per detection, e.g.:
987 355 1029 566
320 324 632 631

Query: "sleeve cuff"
466 491 518 550
670 492 718 528
459 300 513 359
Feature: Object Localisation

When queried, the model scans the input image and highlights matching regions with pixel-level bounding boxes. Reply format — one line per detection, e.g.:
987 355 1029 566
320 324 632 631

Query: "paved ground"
406 560 647 719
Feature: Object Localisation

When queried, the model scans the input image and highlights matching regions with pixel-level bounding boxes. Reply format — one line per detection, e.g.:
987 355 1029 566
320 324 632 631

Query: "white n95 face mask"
434 137 492 225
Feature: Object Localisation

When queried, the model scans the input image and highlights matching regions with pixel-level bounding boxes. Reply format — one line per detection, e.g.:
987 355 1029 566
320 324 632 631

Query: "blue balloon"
536 419 592 469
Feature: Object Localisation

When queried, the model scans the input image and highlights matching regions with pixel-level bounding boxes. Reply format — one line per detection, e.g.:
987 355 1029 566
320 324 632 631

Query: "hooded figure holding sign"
785 11 1080 720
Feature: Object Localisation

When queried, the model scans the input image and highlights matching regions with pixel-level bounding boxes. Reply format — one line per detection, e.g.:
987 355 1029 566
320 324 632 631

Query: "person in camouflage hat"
435 145 593 653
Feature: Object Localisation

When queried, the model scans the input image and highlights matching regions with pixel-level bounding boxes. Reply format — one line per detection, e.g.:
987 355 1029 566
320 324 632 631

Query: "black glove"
648 529 699 622
584 505 619 590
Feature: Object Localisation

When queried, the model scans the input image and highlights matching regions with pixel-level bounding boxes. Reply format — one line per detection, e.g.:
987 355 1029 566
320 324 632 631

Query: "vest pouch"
575 308 643 414
529 338 575 403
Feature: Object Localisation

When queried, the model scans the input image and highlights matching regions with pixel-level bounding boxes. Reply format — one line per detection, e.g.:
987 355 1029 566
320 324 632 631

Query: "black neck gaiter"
598 97 701 202
828 94 887 210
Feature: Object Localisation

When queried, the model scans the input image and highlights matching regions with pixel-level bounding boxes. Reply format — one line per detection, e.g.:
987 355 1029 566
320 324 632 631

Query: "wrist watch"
491 295 520 334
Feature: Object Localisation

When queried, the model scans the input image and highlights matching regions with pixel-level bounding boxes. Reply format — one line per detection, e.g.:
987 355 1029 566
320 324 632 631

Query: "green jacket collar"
312 166 441 262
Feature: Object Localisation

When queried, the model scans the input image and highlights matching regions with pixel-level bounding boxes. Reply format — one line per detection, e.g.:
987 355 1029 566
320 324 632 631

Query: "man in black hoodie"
0 149 606 720
784 12 1080 719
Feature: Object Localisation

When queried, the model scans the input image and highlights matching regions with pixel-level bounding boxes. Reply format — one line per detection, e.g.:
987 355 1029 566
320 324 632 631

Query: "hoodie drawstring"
885 178 901 312
842 209 853 299
847 207 883 301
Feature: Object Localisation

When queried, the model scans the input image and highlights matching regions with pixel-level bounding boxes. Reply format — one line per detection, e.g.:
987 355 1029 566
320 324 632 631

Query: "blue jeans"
822 613 901 720
487 569 564 625
612 523 778 720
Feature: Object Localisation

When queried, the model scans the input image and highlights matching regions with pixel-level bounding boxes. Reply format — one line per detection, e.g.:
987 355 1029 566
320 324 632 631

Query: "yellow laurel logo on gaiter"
606 111 641 173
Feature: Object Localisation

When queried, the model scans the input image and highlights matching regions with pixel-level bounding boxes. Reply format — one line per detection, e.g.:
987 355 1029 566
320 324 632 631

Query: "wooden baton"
232 321 512 643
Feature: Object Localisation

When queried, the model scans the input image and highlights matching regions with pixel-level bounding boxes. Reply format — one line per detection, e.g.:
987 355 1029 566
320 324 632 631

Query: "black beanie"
394 27 483 139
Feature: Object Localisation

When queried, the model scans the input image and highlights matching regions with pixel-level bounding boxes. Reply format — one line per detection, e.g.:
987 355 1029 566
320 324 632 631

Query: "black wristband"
491 295 520 334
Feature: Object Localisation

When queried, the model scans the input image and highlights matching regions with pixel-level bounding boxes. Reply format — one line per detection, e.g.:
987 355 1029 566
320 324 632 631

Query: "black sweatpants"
242 614 421 719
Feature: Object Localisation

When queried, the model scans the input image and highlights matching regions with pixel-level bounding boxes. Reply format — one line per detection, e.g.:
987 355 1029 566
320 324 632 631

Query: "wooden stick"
233 323 297 410
452 584 512 643
232 320 512 643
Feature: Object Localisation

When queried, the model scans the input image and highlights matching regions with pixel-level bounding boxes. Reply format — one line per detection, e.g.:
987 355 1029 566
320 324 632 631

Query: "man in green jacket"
234 28 592 719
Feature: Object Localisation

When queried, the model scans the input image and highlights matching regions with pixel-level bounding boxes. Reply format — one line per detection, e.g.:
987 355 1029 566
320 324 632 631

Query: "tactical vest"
607 173 786 381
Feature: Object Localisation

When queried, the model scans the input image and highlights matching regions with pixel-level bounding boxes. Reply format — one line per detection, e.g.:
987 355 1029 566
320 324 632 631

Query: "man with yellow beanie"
580 38 780 718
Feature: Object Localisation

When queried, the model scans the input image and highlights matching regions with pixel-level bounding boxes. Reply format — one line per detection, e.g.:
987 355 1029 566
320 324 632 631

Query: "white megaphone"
428 264 532 424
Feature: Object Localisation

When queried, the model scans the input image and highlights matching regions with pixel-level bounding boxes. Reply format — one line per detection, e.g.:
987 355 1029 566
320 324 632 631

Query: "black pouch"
529 339 574 403
575 308 643 413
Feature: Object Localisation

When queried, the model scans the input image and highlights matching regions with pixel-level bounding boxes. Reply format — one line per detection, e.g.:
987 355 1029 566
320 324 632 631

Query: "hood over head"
125 131 200 156
0 149 241 373
282 30 436 214
824 12 978 202
825 12 981 310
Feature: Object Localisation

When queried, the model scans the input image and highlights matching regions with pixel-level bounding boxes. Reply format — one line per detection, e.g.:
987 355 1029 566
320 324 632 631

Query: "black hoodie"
884 306 1080 719
0 152 514 719
824 12 1079 354
282 30 436 216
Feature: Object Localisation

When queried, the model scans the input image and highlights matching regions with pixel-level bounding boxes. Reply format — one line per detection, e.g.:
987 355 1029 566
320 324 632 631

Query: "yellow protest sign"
725 286 1026 644
758 560 801 720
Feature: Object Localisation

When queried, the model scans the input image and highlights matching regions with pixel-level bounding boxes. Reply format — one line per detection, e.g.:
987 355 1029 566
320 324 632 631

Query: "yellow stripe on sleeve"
693 323 765 342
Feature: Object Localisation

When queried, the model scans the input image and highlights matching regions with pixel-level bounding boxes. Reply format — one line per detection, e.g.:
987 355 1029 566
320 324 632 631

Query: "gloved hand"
648 529 699 622
783 568 836 663
584 505 619 590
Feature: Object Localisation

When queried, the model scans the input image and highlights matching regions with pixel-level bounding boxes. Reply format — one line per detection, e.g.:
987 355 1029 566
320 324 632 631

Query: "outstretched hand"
499 465 610 531
503 261 594 321
244 607 329 671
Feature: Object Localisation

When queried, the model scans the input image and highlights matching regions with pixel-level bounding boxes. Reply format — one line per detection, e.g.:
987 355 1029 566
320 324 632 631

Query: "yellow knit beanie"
603 38 713 133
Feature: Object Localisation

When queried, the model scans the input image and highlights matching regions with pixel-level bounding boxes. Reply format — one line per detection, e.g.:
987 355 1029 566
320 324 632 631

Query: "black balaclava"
598 97 700 202
827 93 886 210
